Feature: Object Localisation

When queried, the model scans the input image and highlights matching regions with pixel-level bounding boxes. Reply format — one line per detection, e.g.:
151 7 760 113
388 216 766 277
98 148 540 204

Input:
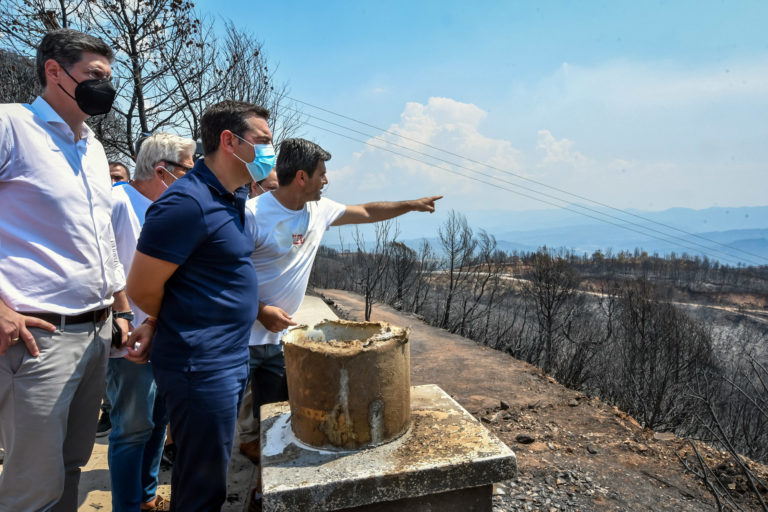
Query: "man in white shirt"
249 167 278 198
0 29 132 510
108 133 195 512
238 166 278 461
110 160 131 184
244 138 441 456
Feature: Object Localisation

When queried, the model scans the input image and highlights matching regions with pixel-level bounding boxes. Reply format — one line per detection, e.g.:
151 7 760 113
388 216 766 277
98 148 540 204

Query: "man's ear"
296 169 307 185
44 59 63 86
220 130 237 154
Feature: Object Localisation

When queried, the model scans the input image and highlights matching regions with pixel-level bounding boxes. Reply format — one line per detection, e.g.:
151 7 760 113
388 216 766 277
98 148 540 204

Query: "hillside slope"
318 288 768 511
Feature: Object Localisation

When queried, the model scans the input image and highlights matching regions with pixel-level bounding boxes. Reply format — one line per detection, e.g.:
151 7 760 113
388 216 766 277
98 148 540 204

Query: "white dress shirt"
0 97 125 314
110 183 150 327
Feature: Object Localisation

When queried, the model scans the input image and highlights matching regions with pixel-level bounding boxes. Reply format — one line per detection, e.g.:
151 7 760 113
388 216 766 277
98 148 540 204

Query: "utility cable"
297 109 763 265
306 121 759 267
286 96 768 265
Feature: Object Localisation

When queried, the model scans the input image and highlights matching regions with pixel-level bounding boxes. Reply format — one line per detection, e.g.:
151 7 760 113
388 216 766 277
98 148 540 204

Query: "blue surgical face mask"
232 133 276 182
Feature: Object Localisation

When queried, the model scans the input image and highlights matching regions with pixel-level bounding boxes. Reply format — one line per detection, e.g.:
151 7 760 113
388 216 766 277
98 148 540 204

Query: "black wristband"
114 310 135 322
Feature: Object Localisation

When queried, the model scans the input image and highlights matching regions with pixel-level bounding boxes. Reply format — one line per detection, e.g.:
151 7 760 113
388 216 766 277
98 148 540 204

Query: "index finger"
279 311 297 326
19 325 40 357
24 315 57 332
429 195 444 202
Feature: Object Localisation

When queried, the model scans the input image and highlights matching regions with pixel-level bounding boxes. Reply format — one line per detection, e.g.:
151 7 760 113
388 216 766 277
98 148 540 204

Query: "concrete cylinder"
283 320 410 450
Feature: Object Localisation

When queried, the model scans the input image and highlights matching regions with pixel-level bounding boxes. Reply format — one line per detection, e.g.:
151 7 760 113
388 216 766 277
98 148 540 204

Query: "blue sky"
197 0 767 220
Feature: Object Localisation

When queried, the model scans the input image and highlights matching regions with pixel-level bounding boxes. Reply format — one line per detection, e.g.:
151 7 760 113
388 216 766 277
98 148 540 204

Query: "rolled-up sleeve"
108 221 126 291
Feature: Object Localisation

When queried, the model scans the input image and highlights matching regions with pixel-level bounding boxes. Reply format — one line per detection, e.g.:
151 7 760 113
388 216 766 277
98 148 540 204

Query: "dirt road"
319 288 766 511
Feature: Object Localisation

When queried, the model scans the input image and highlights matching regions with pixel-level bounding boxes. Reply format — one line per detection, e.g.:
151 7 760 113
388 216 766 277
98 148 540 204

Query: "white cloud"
331 97 526 207
325 56 768 214
496 57 768 210
536 130 588 167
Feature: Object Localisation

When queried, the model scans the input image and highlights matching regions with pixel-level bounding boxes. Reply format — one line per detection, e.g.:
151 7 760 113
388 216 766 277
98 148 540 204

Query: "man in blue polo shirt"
126 100 274 511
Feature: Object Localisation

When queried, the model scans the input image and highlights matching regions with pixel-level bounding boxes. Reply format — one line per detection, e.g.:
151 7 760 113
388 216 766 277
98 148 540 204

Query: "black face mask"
58 65 116 116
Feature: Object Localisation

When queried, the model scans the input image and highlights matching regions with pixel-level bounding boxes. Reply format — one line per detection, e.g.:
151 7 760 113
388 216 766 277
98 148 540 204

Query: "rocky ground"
319 288 768 512
3 291 765 511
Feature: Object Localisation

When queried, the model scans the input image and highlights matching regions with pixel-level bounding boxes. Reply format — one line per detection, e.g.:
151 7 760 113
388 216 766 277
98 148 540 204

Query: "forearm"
350 200 417 224
127 289 163 318
362 201 417 222
333 196 441 226
125 270 164 317
125 251 177 318
112 290 131 312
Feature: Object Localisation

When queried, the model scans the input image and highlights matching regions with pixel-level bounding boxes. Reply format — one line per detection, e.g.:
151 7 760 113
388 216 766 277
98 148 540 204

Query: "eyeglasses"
162 160 193 173
85 67 112 81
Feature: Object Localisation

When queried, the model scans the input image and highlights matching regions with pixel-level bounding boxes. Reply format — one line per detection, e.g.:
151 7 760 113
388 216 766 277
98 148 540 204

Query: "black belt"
20 307 110 326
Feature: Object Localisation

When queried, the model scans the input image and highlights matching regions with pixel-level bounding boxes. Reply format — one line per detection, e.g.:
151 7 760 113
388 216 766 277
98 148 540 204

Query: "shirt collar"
29 96 94 142
193 159 233 199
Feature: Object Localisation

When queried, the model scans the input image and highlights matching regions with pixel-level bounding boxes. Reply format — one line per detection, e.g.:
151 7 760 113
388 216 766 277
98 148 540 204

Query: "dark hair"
276 138 331 186
108 161 128 170
36 29 114 87
200 100 270 155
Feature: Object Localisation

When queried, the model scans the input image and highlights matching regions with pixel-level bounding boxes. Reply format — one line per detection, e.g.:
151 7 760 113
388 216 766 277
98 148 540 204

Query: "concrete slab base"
259 384 516 512
339 484 492 511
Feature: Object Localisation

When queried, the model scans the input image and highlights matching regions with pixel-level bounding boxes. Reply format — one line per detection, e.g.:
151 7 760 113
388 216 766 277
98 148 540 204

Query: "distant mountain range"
330 206 768 266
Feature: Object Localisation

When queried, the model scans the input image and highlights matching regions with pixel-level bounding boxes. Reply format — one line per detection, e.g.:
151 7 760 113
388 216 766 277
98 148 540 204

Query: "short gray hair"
134 133 196 182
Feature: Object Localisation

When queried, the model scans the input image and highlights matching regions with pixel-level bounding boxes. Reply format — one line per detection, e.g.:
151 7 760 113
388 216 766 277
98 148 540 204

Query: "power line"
289 97 767 264
294 108 763 265
305 121 760 267
286 96 768 265
285 111 764 266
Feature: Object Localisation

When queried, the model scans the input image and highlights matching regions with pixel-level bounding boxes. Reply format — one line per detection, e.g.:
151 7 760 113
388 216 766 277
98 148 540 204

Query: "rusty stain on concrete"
283 320 411 450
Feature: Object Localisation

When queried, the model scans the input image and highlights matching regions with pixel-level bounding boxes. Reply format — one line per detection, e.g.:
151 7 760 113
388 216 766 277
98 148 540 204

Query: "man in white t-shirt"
110 160 131 184
109 133 195 512
238 166 278 459
243 138 441 457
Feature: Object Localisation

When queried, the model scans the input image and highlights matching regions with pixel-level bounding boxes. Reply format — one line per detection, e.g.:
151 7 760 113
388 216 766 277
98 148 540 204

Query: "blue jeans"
249 344 288 418
106 358 168 511
153 362 249 512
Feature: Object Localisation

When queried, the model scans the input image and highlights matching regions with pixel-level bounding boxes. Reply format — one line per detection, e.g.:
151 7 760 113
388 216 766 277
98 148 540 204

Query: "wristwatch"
114 310 135 322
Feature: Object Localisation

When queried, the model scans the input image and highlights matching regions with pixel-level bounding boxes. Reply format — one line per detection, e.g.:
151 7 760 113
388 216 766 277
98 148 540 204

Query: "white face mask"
159 166 177 189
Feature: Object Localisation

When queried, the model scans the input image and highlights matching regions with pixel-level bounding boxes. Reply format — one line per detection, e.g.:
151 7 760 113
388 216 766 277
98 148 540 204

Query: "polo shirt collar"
29 96 94 142
194 159 234 199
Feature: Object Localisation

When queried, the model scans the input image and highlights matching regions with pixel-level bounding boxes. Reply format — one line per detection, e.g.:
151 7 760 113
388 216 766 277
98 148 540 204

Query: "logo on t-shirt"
292 234 305 246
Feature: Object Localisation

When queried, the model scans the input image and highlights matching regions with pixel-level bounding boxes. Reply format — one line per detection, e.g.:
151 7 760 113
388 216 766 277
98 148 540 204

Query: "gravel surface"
492 469 603 511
